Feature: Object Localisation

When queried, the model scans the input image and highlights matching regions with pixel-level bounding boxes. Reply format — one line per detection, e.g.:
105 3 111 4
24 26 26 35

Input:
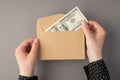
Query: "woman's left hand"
15 38 39 77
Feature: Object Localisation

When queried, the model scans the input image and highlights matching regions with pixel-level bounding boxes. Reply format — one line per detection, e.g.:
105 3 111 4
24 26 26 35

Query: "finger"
29 39 39 59
88 20 107 35
18 39 34 51
81 22 92 37
88 20 105 31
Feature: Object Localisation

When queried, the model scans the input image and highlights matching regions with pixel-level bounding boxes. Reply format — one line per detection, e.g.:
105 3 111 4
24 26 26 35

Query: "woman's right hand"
81 21 107 63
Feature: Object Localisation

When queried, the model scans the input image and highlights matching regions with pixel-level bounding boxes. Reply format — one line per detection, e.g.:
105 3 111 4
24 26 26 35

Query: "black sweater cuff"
19 75 38 80
84 59 110 80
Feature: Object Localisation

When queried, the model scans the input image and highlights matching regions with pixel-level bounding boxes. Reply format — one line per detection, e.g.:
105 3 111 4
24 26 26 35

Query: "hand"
81 21 107 62
15 39 39 77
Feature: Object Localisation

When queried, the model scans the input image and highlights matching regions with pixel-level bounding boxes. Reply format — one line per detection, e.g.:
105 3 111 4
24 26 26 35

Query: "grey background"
0 0 120 80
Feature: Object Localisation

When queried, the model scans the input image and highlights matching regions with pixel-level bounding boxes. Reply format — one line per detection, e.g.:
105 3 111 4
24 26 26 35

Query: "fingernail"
34 39 38 43
82 21 86 26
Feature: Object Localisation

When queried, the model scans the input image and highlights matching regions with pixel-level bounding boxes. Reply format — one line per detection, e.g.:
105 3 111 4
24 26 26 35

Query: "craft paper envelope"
37 14 85 60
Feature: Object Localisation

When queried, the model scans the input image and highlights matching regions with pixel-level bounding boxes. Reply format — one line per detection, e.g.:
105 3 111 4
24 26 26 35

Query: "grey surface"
0 0 120 80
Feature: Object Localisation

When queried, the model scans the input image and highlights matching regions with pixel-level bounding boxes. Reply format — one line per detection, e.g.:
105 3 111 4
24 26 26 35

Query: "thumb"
81 22 92 37
29 39 39 58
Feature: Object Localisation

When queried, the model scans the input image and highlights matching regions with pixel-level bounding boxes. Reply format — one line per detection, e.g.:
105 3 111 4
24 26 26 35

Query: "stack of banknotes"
45 7 88 32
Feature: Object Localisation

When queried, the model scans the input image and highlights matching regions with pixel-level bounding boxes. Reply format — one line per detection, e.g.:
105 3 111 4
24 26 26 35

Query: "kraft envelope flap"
37 14 85 60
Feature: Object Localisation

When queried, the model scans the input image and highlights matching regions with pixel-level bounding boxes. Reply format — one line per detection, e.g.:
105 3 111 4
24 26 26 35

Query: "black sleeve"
84 59 110 80
18 75 38 80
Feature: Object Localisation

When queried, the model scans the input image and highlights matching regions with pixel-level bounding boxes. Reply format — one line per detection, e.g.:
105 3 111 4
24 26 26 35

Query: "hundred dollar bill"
45 7 88 32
